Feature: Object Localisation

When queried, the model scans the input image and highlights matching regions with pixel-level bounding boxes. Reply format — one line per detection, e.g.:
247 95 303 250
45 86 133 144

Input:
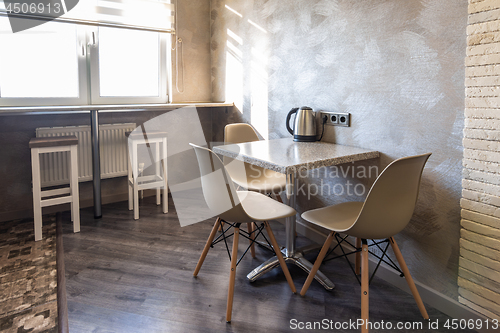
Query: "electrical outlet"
320 111 350 127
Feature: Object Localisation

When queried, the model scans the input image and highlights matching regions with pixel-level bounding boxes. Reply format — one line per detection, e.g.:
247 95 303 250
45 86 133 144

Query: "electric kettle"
286 106 317 142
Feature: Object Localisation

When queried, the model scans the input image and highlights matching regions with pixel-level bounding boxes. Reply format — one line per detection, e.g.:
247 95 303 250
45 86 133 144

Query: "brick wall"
460 0 500 320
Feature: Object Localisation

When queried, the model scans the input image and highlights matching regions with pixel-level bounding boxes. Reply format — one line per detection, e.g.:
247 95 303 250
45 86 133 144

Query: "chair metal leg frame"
217 219 235 261
368 239 397 284
309 233 364 285
193 218 277 274
210 220 273 265
194 218 258 277
300 234 429 333
321 236 402 285
334 233 364 285
194 219 296 323
244 214 275 253
244 223 275 255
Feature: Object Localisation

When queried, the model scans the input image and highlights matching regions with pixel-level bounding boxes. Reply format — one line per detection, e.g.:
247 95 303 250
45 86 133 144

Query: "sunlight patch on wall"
248 19 267 34
227 28 243 45
225 5 242 18
250 47 268 139
225 41 243 112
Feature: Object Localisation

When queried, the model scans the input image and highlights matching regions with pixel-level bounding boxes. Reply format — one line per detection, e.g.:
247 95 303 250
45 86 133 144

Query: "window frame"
0 15 170 107
0 19 89 106
88 26 169 105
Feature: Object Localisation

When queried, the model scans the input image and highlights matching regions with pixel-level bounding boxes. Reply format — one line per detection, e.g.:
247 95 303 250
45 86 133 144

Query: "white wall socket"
320 111 350 127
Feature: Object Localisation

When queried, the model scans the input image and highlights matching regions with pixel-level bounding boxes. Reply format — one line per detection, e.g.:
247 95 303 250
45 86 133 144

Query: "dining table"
213 137 379 290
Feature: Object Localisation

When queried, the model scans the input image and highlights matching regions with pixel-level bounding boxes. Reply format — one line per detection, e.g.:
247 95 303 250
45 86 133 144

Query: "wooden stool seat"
125 131 168 140
29 136 79 148
30 135 80 241
127 130 168 219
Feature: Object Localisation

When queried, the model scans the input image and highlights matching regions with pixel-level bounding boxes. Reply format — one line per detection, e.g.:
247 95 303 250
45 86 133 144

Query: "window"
0 17 86 105
90 26 168 104
0 0 172 107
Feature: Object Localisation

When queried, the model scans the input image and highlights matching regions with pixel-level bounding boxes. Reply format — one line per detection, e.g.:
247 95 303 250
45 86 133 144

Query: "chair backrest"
190 143 251 222
224 123 267 183
224 123 260 144
347 153 431 240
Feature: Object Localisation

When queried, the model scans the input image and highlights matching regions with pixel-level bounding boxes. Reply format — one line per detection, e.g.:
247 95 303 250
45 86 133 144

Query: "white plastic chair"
299 153 431 333
224 123 286 195
224 123 288 257
190 143 296 323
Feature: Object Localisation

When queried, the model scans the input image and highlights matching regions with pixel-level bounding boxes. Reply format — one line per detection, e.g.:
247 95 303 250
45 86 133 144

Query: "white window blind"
0 0 174 33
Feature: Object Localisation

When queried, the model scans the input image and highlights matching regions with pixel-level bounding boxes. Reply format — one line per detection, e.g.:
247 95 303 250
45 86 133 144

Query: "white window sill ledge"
0 102 233 115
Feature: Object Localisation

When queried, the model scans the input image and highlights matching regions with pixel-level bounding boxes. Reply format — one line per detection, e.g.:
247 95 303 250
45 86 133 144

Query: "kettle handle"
286 108 299 135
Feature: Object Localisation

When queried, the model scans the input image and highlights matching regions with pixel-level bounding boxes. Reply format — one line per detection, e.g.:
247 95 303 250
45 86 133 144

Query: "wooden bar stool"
126 131 168 220
30 135 80 241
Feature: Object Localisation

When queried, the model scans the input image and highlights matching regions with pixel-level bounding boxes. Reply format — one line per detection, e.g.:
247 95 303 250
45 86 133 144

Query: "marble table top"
213 138 380 174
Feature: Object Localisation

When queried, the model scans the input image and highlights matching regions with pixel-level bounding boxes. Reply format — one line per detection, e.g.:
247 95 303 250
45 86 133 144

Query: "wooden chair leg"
361 240 369 333
355 237 361 275
226 225 240 323
193 218 221 277
300 231 335 296
247 222 255 258
218 221 224 232
389 237 429 320
273 193 283 203
264 221 296 293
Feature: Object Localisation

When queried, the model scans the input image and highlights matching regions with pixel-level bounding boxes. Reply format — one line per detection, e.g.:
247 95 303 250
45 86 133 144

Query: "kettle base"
293 135 317 142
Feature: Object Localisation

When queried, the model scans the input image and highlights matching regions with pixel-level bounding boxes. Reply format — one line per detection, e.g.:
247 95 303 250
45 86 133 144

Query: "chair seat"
237 191 295 221
301 201 364 233
231 169 286 193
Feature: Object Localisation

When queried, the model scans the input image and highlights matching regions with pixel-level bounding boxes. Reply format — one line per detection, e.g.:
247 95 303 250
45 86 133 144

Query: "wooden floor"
61 196 473 333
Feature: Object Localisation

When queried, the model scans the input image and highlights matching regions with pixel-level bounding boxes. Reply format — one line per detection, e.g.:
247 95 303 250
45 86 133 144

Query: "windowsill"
0 102 234 115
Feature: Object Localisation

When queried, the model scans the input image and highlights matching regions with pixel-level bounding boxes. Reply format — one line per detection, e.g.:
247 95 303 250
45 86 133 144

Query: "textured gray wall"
210 0 467 299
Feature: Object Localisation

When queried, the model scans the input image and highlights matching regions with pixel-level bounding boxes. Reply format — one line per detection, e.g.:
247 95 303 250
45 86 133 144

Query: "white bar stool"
30 135 80 241
126 131 168 220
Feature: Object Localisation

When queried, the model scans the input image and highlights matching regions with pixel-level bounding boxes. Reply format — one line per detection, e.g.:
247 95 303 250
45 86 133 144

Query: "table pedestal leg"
246 248 335 290
90 110 102 219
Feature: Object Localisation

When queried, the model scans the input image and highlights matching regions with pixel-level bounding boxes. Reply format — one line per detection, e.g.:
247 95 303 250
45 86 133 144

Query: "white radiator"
36 123 136 187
